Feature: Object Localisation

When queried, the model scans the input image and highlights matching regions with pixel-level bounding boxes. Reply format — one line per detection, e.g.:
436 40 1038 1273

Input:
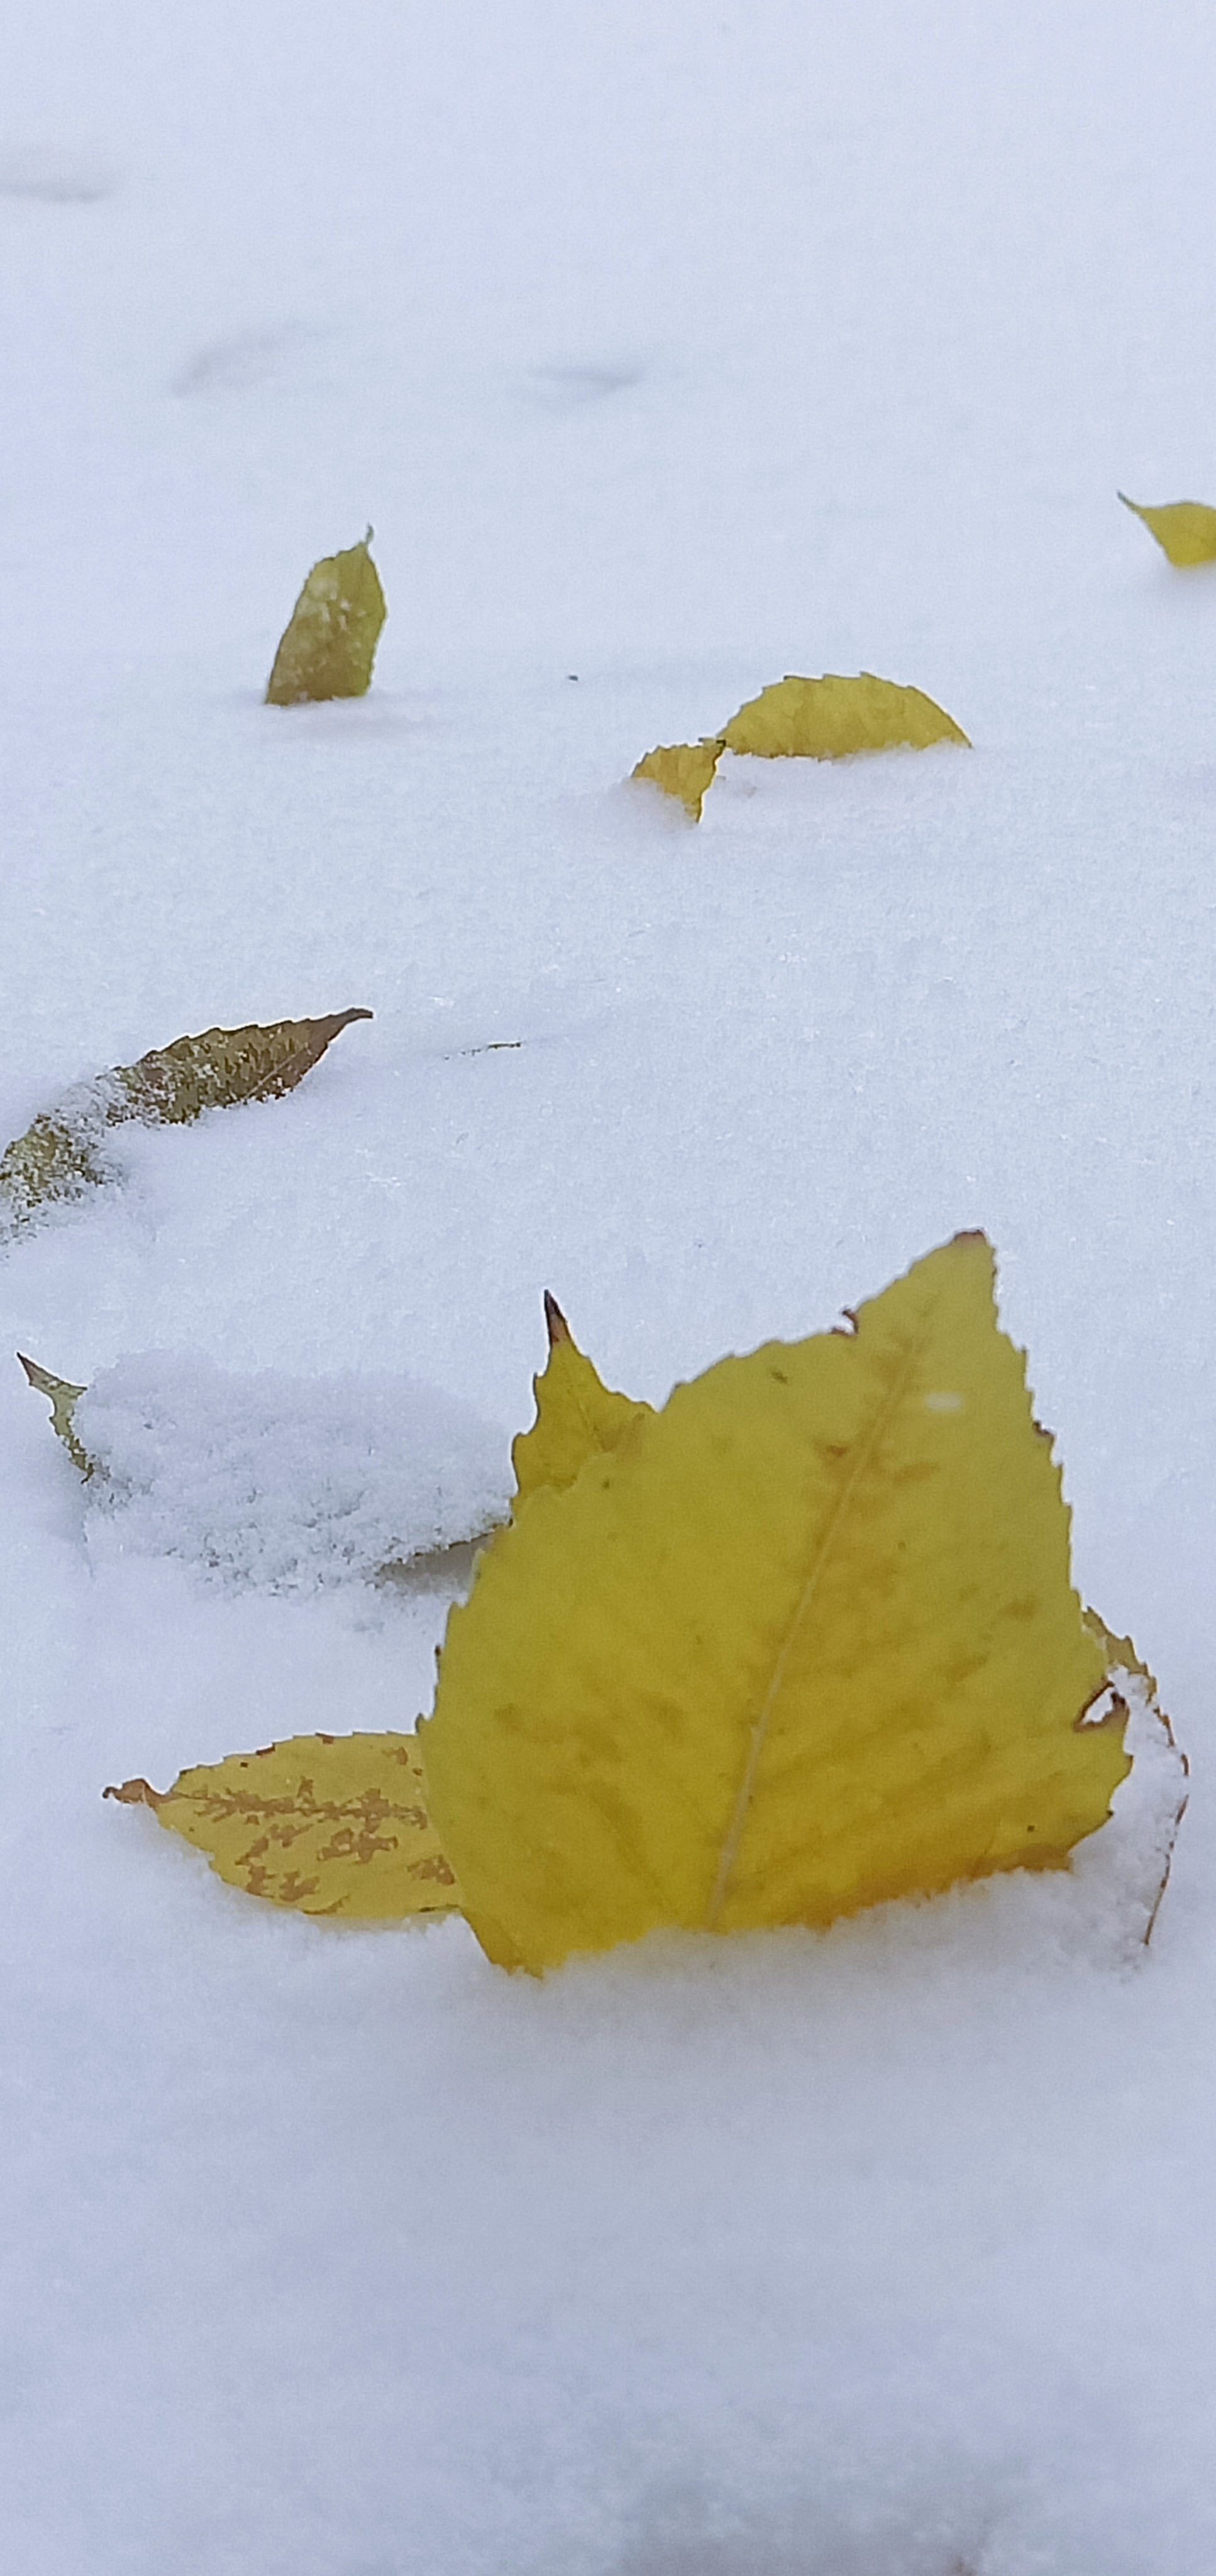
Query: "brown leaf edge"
1081 1611 1189 1947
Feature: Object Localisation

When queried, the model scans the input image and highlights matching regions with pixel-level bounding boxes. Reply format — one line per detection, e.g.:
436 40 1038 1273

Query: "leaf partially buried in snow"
16 1353 91 1475
0 1008 372 1238
631 739 724 821
1118 492 1216 567
510 1291 652 1513
722 672 970 760
266 530 387 704
105 1733 460 1918
632 674 968 818
421 1236 1130 1972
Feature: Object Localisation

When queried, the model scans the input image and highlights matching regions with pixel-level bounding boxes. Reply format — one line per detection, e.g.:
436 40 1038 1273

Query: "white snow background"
3 3 1215 2570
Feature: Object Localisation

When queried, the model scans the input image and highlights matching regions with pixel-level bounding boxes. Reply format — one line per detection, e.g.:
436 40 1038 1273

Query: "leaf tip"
543 1290 572 1348
103 1777 164 1808
631 738 722 819
18 1348 91 1472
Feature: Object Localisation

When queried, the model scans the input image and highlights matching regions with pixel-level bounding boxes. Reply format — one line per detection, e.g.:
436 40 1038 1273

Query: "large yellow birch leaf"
0 1008 371 1237
420 1235 1129 1972
265 531 387 704
104 1732 459 1918
722 672 970 761
631 739 724 820
510 1292 652 1513
1118 492 1216 567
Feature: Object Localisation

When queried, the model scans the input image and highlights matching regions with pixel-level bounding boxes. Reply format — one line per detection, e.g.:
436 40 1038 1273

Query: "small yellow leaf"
632 739 724 820
421 1235 1128 1972
17 1353 91 1475
723 672 970 761
0 1008 372 1237
511 1292 652 1513
1118 492 1216 568
266 531 387 704
105 1732 459 1918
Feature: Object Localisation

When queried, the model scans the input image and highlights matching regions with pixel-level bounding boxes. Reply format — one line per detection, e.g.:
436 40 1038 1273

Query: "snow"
2 2 1215 2569
75 1352 509 1592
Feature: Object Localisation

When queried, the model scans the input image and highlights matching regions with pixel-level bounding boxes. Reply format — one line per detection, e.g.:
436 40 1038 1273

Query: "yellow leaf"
631 739 724 820
421 1235 1129 1972
510 1292 652 1513
0 1008 372 1237
1118 492 1216 568
104 1731 459 1918
722 672 970 760
266 530 387 704
17 1353 91 1475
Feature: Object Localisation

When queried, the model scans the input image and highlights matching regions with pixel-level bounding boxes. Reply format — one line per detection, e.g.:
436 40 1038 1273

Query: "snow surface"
75 1353 510 1592
3 3 1216 2570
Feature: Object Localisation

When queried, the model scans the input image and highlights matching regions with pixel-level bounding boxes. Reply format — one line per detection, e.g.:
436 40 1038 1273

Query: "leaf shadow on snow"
580 2462 1004 2576
604 2520 987 2576
245 688 453 740
170 327 301 397
0 141 117 203
524 360 648 411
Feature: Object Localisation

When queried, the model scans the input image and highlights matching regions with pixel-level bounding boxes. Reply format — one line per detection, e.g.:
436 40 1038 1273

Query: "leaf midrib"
705 1330 923 1927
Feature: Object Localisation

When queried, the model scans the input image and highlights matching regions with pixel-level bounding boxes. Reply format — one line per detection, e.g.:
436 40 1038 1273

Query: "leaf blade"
511 1292 652 1513
266 533 387 704
631 739 724 819
106 1731 460 1918
1118 492 1216 567
421 1236 1127 1971
17 1352 91 1474
722 672 970 759
0 1009 371 1237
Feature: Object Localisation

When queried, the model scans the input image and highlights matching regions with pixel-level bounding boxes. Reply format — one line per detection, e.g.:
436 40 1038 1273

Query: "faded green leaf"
17 1353 91 1475
0 1008 372 1238
266 531 387 705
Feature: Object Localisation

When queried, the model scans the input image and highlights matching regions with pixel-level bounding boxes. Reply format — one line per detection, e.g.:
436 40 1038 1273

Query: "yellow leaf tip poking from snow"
1118 493 1216 567
510 1294 653 1513
105 1732 460 1919
722 672 970 760
631 738 724 819
632 680 967 818
422 1233 1136 1973
543 1289 573 1346
266 532 387 704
